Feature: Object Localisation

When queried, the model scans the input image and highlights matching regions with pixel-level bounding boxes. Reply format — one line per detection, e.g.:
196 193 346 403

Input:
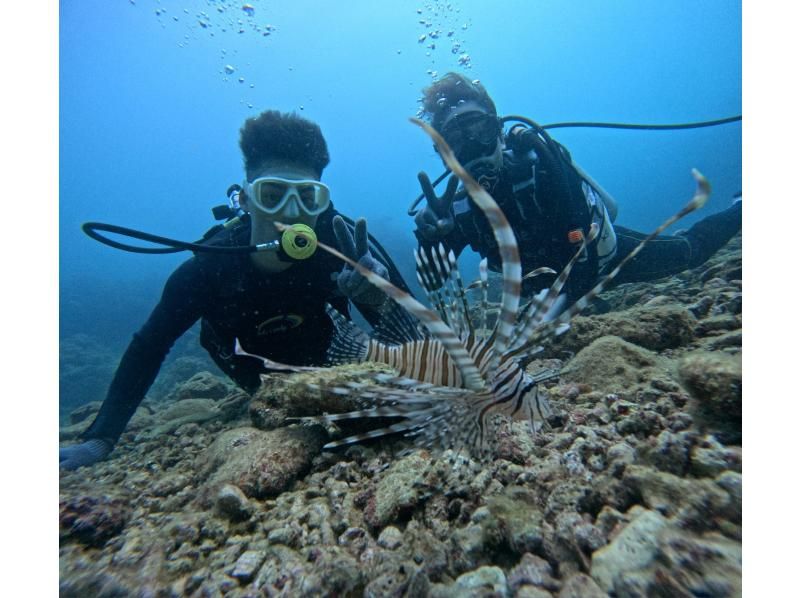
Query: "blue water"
60 0 741 411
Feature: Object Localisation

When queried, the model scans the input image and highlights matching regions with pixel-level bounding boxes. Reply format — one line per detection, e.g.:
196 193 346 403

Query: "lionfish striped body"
237 119 711 459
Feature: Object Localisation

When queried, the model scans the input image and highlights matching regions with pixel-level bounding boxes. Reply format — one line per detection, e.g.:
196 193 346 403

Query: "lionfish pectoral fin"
529 368 562 385
321 420 425 450
324 304 371 364
291 409 427 450
526 385 553 435
371 298 426 345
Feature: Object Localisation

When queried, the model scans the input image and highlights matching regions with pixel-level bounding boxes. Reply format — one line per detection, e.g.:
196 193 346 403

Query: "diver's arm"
77 258 207 449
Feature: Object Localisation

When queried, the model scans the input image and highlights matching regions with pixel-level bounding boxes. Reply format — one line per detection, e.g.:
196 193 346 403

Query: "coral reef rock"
678 350 742 443
197 425 326 501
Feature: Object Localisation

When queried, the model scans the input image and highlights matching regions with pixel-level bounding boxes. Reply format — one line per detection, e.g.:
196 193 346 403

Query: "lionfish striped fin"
414 249 449 325
474 258 490 336
522 266 558 282
234 338 323 373
554 169 710 326
425 245 462 333
273 226 487 392
514 169 711 357
290 376 476 450
323 304 371 364
371 298 426 346
445 247 475 338
411 118 521 365
434 244 466 335
414 245 472 339
508 223 598 353
513 267 558 345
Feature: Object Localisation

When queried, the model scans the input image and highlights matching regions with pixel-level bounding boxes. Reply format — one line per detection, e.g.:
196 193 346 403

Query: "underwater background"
59 0 741 420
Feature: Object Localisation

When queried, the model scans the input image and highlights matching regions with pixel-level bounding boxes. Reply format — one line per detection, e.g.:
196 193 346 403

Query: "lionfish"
237 118 710 459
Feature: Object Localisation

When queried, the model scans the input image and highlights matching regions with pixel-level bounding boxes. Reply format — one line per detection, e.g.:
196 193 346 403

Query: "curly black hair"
420 72 497 130
239 110 330 178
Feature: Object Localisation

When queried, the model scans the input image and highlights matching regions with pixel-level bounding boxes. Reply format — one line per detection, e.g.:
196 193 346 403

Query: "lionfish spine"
411 118 521 363
431 245 462 334
415 248 451 327
415 245 472 338
446 248 474 337
476 258 489 335
508 223 597 354
234 338 322 373
556 169 710 326
435 244 464 335
512 169 712 356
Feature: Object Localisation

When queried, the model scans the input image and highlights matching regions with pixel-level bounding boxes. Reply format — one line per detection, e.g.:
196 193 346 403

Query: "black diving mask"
438 111 501 165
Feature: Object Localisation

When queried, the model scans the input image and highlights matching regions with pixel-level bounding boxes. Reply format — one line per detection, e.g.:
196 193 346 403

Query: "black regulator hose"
539 114 742 131
408 114 742 215
82 217 408 291
82 221 255 254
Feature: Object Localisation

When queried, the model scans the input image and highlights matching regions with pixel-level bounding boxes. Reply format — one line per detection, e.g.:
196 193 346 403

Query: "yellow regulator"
280 223 318 260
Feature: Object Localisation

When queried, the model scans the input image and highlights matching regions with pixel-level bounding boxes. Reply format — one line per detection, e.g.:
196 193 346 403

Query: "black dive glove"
60 439 112 470
333 216 388 306
414 172 459 242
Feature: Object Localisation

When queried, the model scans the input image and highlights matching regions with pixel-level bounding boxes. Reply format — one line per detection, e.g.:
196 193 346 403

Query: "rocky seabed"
60 235 742 597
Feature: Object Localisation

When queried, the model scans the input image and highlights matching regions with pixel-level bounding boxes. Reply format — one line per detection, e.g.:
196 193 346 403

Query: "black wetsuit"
415 148 742 301
82 208 400 446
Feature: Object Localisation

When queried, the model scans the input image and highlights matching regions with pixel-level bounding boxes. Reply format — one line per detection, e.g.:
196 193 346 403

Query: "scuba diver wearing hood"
60 110 408 470
412 72 742 304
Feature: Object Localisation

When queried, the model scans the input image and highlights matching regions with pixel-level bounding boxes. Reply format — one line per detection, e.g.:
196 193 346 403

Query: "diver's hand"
333 216 388 306
414 171 458 241
60 439 112 470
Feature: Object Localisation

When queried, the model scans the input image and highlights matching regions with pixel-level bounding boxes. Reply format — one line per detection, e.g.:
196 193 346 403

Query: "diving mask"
438 111 501 165
243 176 331 216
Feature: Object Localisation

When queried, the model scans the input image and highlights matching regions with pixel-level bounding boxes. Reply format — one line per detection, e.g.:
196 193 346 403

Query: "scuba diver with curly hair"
61 110 407 470
412 72 742 306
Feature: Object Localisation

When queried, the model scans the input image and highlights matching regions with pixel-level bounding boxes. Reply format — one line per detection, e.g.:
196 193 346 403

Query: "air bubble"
224 64 235 74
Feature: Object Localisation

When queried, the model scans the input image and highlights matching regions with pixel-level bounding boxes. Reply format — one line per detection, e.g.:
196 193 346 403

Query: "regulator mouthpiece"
281 223 317 260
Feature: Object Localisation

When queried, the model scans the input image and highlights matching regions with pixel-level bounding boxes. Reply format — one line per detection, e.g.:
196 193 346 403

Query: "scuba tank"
503 116 617 271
